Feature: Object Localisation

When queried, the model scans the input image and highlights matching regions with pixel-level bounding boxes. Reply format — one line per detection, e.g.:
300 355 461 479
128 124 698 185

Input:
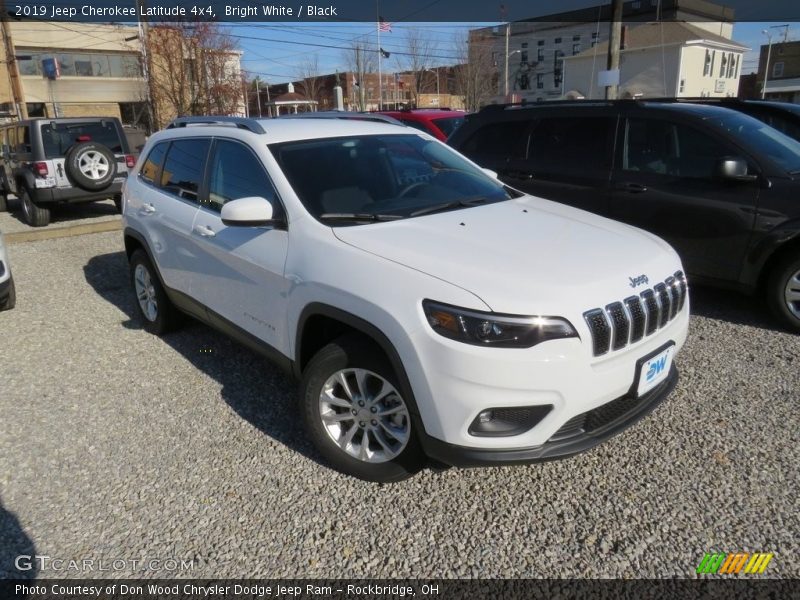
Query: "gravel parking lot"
1 231 798 579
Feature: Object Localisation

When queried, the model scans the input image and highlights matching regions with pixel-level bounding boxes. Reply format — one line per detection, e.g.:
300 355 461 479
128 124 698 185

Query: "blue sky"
231 21 798 84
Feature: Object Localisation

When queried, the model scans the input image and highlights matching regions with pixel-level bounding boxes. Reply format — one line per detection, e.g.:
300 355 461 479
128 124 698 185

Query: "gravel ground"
0 231 797 579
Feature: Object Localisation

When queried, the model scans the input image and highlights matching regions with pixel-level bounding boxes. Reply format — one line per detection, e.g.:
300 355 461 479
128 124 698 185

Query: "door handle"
140 202 156 214
193 224 216 238
615 182 648 193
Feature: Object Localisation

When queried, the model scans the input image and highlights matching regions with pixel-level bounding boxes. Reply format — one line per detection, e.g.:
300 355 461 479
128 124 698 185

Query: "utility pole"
605 0 624 100
503 23 510 98
255 78 262 117
1 14 28 119
136 0 155 131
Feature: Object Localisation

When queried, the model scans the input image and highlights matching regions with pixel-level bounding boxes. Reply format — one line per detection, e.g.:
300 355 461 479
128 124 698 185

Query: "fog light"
468 405 553 437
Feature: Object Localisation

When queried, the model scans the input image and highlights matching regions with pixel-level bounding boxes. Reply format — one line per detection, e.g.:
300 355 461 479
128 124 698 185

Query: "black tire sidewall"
20 187 50 227
65 142 117 191
300 336 423 482
129 249 177 335
768 254 800 332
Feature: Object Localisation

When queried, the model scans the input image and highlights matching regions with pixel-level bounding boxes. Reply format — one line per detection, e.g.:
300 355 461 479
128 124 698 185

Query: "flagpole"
377 0 382 111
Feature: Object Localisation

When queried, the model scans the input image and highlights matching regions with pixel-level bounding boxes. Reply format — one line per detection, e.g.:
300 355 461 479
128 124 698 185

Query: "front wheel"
767 254 800 332
300 335 422 482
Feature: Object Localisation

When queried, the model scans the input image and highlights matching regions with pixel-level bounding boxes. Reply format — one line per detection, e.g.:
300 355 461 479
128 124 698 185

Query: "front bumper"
419 365 677 467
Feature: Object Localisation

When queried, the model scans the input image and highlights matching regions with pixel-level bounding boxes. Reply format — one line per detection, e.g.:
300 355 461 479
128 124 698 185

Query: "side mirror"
481 167 499 179
220 196 281 227
716 157 758 182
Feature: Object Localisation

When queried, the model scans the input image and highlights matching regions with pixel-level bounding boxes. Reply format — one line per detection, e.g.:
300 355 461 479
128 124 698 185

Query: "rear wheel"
19 186 50 227
129 249 181 335
300 335 422 482
767 254 800 332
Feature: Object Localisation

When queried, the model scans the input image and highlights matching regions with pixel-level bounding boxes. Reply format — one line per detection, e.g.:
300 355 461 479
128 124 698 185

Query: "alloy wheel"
785 267 800 320
318 368 411 463
134 263 158 322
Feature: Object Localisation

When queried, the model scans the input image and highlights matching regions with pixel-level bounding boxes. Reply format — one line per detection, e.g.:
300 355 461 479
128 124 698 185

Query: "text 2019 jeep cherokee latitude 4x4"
122 116 689 482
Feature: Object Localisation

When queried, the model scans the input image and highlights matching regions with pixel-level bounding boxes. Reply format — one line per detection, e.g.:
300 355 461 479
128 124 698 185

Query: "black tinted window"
528 117 615 171
461 121 530 159
159 139 210 203
41 121 124 158
140 142 168 185
207 140 277 213
432 116 464 137
624 119 733 179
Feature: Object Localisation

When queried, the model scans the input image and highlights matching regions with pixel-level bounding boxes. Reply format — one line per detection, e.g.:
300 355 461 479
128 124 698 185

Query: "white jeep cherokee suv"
122 116 689 482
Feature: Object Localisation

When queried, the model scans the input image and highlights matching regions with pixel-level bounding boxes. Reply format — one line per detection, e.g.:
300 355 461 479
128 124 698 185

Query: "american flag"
378 17 391 33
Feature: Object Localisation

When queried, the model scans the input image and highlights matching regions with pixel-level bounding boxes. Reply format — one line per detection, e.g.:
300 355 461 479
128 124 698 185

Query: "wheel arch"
295 303 421 418
756 232 800 294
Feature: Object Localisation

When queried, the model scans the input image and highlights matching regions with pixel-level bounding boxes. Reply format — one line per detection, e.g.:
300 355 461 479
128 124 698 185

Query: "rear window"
432 116 464 137
41 121 124 158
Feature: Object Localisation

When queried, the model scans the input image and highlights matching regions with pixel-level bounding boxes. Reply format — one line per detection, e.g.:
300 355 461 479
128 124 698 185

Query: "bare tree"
147 20 243 128
403 28 438 107
343 44 375 111
452 30 497 112
295 54 322 103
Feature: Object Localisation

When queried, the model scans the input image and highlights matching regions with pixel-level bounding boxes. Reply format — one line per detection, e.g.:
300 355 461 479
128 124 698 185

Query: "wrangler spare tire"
64 142 117 191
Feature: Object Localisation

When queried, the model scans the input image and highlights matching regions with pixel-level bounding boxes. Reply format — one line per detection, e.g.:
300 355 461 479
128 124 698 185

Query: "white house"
561 21 748 99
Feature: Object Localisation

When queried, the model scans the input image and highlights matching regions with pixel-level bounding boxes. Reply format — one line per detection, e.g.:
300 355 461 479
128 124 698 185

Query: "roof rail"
479 99 622 112
167 116 265 134
277 111 405 126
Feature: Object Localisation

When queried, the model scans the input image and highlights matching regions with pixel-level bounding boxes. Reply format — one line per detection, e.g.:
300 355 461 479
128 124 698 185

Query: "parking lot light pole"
761 29 774 99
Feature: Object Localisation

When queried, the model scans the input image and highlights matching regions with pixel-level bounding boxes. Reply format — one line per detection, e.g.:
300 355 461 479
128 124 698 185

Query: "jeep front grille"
583 271 687 357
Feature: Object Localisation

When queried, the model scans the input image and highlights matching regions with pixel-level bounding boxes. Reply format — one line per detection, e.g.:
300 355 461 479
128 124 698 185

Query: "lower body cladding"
406 309 689 467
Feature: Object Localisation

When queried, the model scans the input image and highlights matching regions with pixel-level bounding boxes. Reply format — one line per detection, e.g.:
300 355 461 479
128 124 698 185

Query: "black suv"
448 100 800 331
0 117 134 226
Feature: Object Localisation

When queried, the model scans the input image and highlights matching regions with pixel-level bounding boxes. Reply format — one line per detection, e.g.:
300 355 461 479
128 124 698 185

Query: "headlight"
422 300 578 348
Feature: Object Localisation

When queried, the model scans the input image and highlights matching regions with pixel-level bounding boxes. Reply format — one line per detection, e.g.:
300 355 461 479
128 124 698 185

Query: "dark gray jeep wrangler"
0 117 134 226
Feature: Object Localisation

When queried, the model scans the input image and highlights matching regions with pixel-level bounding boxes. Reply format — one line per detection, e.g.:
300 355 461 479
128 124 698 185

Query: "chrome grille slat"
624 295 646 343
606 302 630 351
583 273 689 357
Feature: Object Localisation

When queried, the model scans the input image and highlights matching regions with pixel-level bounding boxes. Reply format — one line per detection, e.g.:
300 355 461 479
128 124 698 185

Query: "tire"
64 142 117 191
0 276 15 311
767 254 800 332
19 186 51 227
300 334 423 482
129 249 181 335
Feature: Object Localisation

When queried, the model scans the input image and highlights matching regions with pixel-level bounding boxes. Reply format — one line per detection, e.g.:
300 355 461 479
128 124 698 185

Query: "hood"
332 196 682 315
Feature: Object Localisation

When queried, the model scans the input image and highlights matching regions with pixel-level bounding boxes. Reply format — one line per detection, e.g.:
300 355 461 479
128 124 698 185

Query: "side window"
206 139 278 214
139 142 168 185
623 119 732 179
17 127 31 154
461 121 530 160
528 116 615 172
159 139 210 203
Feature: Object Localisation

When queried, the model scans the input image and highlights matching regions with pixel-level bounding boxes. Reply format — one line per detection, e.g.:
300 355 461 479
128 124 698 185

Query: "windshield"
433 116 465 137
706 111 800 174
269 134 514 224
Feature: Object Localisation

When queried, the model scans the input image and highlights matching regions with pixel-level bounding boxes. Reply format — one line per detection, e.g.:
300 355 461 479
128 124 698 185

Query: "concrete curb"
6 219 122 244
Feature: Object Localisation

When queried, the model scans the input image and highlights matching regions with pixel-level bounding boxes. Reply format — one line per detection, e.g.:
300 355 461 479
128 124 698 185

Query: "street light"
761 25 789 99
762 29 774 99
504 49 521 97
424 68 440 106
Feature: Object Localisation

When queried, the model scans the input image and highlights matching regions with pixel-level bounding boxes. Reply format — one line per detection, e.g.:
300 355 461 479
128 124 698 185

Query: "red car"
377 109 466 141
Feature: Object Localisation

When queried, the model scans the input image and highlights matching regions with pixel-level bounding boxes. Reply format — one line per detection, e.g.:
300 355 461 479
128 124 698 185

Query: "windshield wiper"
319 213 403 222
410 197 489 217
